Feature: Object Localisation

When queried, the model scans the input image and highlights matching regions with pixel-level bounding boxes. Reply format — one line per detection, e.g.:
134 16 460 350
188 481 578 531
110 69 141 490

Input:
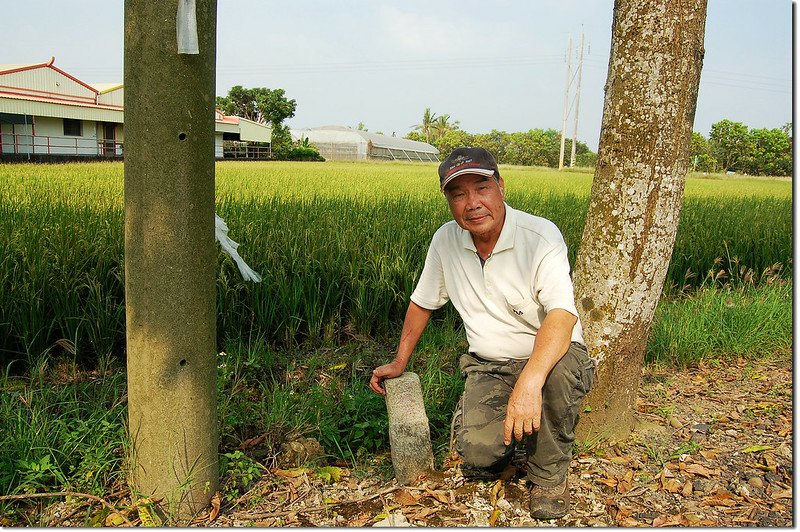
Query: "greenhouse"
293 125 439 162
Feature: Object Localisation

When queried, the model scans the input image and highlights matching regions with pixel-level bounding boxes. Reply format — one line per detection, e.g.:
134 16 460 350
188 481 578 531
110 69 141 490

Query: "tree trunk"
124 0 218 520
573 0 707 441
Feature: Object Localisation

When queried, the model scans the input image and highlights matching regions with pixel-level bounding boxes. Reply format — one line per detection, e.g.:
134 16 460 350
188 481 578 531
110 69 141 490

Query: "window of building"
63 118 82 137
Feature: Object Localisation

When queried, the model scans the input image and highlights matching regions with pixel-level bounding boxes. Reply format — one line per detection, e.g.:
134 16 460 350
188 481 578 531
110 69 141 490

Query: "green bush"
285 146 324 161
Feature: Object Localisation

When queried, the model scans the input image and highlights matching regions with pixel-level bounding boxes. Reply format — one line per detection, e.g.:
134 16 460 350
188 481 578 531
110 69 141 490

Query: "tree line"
691 120 791 176
218 87 791 177
405 107 597 168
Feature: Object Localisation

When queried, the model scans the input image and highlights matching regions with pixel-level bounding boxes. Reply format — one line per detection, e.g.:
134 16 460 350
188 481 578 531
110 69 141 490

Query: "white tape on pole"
176 0 199 54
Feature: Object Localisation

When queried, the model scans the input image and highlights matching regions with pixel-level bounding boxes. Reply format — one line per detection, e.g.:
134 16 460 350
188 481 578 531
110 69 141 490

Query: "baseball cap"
438 147 500 191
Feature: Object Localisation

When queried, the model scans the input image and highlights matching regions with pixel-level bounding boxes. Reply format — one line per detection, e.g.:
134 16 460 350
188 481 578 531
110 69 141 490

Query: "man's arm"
503 308 577 445
369 301 433 395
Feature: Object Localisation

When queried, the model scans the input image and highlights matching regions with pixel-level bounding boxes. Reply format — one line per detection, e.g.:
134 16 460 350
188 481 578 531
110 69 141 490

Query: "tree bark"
573 0 707 441
124 0 218 520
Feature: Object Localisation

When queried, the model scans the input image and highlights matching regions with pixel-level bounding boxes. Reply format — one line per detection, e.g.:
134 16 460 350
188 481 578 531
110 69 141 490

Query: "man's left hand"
503 377 543 446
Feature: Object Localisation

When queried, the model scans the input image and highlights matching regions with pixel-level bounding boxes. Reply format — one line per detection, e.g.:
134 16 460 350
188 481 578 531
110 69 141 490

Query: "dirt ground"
28 351 792 527
207 351 792 528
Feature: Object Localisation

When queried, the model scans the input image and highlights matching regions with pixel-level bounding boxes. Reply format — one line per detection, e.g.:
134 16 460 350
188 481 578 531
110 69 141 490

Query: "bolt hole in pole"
178 132 188 141
179 359 188 367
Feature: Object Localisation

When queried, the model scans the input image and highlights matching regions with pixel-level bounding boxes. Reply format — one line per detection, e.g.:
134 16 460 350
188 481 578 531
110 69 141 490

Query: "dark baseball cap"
438 147 500 191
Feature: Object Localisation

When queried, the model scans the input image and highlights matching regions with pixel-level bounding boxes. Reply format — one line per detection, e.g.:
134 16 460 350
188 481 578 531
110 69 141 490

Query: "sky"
3 0 793 151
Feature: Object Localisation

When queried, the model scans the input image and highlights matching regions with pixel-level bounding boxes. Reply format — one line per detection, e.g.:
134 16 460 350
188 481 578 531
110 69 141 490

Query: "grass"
0 280 791 523
0 359 129 525
647 280 792 367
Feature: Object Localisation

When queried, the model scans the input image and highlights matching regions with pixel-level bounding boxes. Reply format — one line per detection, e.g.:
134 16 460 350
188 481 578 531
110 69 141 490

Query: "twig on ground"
616 486 649 499
232 485 405 521
50 500 90 527
0 491 134 527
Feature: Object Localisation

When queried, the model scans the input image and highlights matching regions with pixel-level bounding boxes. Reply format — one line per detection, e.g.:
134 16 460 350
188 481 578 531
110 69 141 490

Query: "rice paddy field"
0 160 792 371
0 160 793 522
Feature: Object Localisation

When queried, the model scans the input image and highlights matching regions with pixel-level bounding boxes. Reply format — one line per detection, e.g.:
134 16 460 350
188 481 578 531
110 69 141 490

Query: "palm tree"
432 114 460 140
413 108 437 144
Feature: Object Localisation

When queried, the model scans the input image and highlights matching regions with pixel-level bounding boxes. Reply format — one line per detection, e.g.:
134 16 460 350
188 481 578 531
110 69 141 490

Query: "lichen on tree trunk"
573 0 707 441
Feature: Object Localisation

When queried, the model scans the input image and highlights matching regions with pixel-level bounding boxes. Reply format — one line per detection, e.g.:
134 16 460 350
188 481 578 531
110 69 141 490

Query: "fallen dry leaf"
701 491 738 507
393 489 419 506
208 491 221 523
769 488 792 500
618 469 634 493
409 507 438 520
348 513 372 527
599 476 618 488
424 488 451 504
489 480 504 506
618 517 643 526
489 507 502 526
663 478 683 493
652 513 689 526
238 433 267 450
699 449 720 460
682 463 717 477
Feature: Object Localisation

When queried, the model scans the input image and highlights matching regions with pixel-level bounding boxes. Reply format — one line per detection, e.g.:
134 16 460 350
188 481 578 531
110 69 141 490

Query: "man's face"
443 173 506 239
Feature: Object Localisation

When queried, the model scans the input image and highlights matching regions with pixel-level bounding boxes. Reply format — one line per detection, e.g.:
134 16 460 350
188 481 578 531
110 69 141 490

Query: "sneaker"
529 477 569 519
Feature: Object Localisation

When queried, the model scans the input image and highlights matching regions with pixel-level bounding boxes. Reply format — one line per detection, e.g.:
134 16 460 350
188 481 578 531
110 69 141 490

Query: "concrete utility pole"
558 35 572 170
570 32 585 168
124 0 218 519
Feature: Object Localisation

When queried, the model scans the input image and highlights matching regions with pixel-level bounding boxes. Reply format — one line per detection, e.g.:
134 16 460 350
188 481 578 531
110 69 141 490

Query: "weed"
669 440 702 460
643 442 667 467
220 450 265 503
654 405 676 419
574 430 606 457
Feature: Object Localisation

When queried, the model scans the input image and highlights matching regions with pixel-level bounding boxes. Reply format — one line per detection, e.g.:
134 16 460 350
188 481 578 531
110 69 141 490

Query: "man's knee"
459 427 509 468
543 344 594 401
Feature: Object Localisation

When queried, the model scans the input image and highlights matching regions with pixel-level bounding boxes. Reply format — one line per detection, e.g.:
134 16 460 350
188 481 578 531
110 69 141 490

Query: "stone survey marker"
384 372 435 485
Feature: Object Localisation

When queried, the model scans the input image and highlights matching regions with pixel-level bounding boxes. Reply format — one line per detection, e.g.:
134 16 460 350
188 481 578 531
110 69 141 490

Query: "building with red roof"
0 57 272 159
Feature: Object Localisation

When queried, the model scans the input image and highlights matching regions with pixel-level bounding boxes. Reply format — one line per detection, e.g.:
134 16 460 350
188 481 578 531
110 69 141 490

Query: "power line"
570 32 585 168
217 54 567 75
559 32 585 170
558 34 572 171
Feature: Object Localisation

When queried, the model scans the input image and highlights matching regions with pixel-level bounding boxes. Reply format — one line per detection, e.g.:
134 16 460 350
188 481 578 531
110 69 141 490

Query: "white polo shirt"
410 203 584 362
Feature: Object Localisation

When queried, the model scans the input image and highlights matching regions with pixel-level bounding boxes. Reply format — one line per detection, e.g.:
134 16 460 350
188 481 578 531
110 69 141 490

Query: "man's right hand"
369 360 406 395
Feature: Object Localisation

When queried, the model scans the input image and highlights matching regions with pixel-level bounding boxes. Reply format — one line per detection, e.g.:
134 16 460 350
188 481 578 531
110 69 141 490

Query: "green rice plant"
664 196 792 293
0 161 791 373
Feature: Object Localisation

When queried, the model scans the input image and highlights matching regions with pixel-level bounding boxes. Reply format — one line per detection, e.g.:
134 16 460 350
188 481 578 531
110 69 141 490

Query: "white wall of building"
215 133 224 158
0 122 32 154
33 116 99 155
